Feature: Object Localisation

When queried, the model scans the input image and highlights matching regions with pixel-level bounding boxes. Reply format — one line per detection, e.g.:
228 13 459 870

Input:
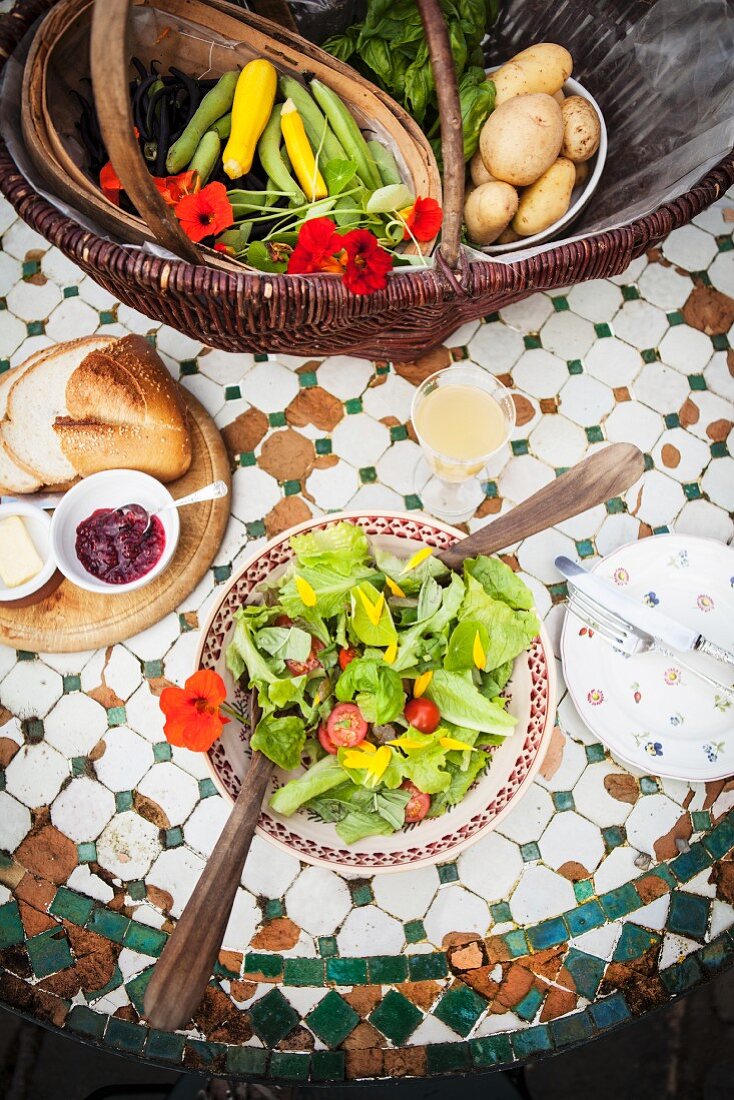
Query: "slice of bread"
3 336 113 484
0 352 48 493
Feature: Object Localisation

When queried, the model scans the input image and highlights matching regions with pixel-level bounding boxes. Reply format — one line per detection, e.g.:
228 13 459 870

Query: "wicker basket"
2 0 733 359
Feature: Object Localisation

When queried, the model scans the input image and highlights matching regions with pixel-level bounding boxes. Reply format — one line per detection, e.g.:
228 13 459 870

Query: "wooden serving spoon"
143 442 644 1032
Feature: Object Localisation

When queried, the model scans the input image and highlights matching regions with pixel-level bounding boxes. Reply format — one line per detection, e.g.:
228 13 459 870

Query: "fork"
567 586 734 699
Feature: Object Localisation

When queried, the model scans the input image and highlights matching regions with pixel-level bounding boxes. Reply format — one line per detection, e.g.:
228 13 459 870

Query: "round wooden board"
0 391 231 652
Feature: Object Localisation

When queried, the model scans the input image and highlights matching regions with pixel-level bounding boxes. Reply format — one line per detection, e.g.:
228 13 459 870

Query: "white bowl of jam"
50 470 180 594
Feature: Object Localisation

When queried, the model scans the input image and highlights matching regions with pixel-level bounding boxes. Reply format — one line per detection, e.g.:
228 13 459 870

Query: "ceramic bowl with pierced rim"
197 511 557 875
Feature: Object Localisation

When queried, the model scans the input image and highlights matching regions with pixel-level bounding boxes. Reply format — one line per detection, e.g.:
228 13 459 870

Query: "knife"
555 556 734 670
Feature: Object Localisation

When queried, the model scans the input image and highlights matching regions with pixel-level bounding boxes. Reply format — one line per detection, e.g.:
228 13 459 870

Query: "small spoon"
112 479 229 535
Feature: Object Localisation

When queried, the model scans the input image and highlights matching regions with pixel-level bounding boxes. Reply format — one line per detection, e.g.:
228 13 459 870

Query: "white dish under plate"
561 534 734 782
0 501 57 602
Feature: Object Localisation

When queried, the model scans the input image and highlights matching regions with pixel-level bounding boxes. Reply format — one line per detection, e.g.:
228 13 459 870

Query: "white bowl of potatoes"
465 43 607 253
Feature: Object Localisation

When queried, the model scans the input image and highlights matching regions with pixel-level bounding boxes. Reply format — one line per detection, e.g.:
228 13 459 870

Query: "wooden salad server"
143 441 644 1031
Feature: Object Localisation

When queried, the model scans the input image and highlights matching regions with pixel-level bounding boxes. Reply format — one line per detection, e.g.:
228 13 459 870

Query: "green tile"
107 705 126 727
184 1039 225 1069
600 883 641 921
710 440 728 458
470 1033 512 1067
106 1017 146 1055
49 887 95 926
390 424 408 442
514 985 545 1021
683 482 702 500
404 494 423 510
125 968 154 1016
68 1005 105 1039
198 778 218 799
299 370 317 388
62 674 81 693
326 956 368 985
567 359 584 375
249 988 299 1046
664 412 680 429
269 1052 309 1082
344 398 363 415
605 497 626 515
594 322 612 338
127 880 146 902
369 989 423 1045
688 373 706 391
434 984 487 1036
511 1024 552 1057
283 480 301 496
484 311 500 323
16 650 36 661
0 359 9 374
586 742 606 763
718 236 734 253
225 385 241 400
24 719 44 743
0 901 24 949
310 1050 345 1082
283 957 324 986
426 1042 472 1074
358 466 377 484
26 927 73 978
711 333 730 350
703 818 734 859
239 450 256 467
490 901 512 923
268 411 287 427
264 898 284 921
306 990 359 1047
77 842 97 863
368 955 408 984
26 321 44 337
669 842 711 882
661 954 703 994
520 841 541 861
639 776 658 794
99 310 117 326
528 917 568 951
437 862 459 884
641 348 659 363
613 923 660 961
376 362 392 374
349 881 374 906
226 1046 268 1075
318 935 339 957
85 963 123 1002
553 791 575 811
503 930 529 957
408 952 448 981
484 479 498 498
564 899 606 937
164 826 184 848
246 520 267 540
123 922 168 956
153 741 172 762
548 581 568 601
179 359 198 376
563 948 605 1000
666 310 684 326
315 438 332 455
585 426 604 444
244 952 284 980
553 295 569 312
404 919 426 943
700 934 734 973
602 825 625 850
589 992 631 1029
143 660 163 679
254 352 269 363
524 334 542 350
213 564 232 583
574 880 594 903
511 439 529 456
115 790 133 812
652 525 670 536
622 285 640 300
63 285 79 298
551 1011 594 1048
71 757 87 777
87 906 130 943
643 452 654 471
667 891 709 940
144 1030 186 1064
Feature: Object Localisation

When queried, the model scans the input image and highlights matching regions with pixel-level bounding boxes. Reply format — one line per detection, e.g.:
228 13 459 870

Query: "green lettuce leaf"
251 715 306 771
255 625 312 664
391 573 465 673
399 739 452 793
424 669 517 735
459 575 540 671
269 756 347 816
480 660 514 699
464 555 535 611
374 545 448 596
336 810 396 844
279 565 376 621
334 657 405 723
266 675 307 710
226 611 280 685
428 751 490 817
291 521 370 576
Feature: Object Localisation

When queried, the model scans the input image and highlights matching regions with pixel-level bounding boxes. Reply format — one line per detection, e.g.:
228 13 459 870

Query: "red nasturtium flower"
99 162 123 206
175 181 234 243
341 228 393 295
159 669 229 751
400 196 443 241
287 217 345 275
154 170 200 207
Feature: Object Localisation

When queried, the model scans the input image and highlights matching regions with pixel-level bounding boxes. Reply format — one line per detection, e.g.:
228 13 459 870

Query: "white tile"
529 415 587 468
81 647 142 702
627 469 685 527
539 811 604 873
708 251 734 297
605 401 664 450
467 323 525 373
317 356 373 400
512 349 568 399
180 372 225 417
1 220 50 259
567 281 622 323
125 614 181 663
536 732 587 791
509 864 575 923
0 661 62 717
500 293 554 332
0 791 31 852
573 762 636 827
613 300 668 350
197 349 254 385
625 793 686 858
585 338 642 388
154 325 202 361
67 864 115 903
51 777 116 842
637 264 692 310
458 831 523 904
497 782 554 844
223 888 260 951
146 845 206 916
337 906 404 955
306 462 360 511
4 742 68 808
559 375 615 427
362 374 415 423
45 298 100 341
231 466 282 523
96 811 162 881
423 884 490 945
499 454 554 504
658 326 712 374
184 796 231 859
242 835 301 898
93 727 154 792
662 225 718 271
125 683 166 743
331 414 390 466
372 866 440 920
651 428 711 484
136 762 200 825
675 498 733 543
701 456 734 511
285 866 351 935
540 311 595 360
240 361 299 413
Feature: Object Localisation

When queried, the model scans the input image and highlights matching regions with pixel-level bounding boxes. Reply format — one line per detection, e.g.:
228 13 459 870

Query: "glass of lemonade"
411 364 515 522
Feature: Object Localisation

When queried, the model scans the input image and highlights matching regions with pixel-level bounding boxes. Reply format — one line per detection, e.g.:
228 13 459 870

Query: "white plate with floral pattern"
197 511 557 874
561 534 734 781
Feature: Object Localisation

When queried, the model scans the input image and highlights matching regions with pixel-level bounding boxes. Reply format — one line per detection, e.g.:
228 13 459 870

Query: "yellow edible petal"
413 670 433 698
473 629 486 670
384 642 398 665
358 586 384 626
402 547 433 574
388 737 425 750
343 743 391 779
439 736 476 752
371 745 392 779
385 576 406 599
295 575 317 607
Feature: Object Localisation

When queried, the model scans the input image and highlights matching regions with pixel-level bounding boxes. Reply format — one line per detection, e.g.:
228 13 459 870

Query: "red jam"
75 505 165 584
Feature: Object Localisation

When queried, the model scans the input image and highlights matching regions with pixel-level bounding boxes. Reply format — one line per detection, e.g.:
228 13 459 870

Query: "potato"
491 43 573 105
497 226 521 244
553 88 565 104
512 157 575 236
561 95 601 162
574 160 590 187
480 94 563 187
470 148 496 186
464 181 519 246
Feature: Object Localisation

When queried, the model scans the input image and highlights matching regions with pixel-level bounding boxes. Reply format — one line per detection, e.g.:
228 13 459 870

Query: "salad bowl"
197 510 556 875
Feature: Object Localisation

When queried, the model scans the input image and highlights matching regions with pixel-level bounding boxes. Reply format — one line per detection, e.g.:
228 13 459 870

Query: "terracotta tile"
194 983 252 1043
259 429 314 482
540 985 578 1021
114 1005 139 1022
384 1046 427 1077
557 860 590 882
514 394 536 425
229 979 257 1002
711 859 734 905
343 985 383 1017
679 397 701 427
37 968 82 999
653 811 692 860
345 1047 384 1080
448 941 485 970
264 496 312 538
16 826 77 885
522 946 568 984
603 773 639 805
19 901 56 937
146 885 173 913
0 737 19 766
133 793 169 829
342 1021 384 1050
496 962 535 1009
286 388 343 431
277 1025 314 1051
636 874 671 904
396 980 442 1011
706 418 733 442
393 346 451 386
682 286 734 335
64 923 119 992
475 497 503 517
221 407 268 457
539 726 566 782
251 918 300 952
217 950 243 975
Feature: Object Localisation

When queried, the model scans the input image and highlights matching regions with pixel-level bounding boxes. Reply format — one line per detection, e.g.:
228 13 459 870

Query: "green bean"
187 130 220 184
257 106 306 206
368 140 402 187
209 112 231 140
310 80 381 190
278 75 347 165
166 70 239 174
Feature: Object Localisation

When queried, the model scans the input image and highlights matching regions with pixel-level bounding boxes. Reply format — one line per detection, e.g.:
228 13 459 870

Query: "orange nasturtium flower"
159 669 230 751
399 196 443 242
153 169 200 207
175 181 234 243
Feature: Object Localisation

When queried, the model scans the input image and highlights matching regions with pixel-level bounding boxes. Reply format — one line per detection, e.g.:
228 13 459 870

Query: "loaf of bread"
0 335 192 492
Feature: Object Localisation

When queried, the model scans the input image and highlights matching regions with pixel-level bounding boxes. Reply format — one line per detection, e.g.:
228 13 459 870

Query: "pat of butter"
0 515 44 588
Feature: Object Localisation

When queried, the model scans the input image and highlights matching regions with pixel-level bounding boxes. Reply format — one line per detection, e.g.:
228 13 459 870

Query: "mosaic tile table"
1 184 733 1087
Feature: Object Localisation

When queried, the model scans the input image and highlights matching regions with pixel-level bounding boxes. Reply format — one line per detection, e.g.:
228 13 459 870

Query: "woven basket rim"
2 0 734 310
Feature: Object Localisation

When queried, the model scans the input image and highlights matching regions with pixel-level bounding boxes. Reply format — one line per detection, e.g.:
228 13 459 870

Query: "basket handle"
415 0 464 270
89 0 203 264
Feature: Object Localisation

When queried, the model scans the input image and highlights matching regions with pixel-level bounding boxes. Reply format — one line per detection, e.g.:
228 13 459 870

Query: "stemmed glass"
411 364 516 522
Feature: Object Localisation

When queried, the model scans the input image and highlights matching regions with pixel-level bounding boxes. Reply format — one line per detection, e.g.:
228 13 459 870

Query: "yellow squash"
223 60 277 180
280 98 327 201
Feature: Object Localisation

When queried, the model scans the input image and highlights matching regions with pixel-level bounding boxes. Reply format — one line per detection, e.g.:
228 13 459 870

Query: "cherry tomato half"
326 702 368 748
318 723 339 755
338 647 358 671
404 697 440 734
275 615 325 676
402 780 431 822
